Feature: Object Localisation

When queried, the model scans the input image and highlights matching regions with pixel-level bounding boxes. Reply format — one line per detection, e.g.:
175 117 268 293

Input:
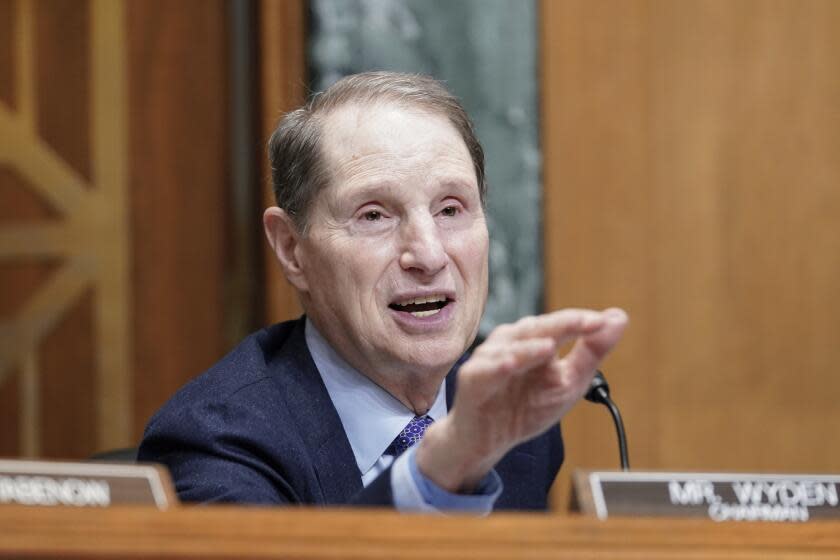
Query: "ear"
263 207 309 292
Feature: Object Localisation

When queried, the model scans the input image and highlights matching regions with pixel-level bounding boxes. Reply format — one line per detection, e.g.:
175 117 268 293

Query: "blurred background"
1 0 838 511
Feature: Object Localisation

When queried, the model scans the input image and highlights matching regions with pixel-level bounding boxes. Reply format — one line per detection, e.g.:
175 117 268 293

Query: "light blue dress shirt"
304 319 502 513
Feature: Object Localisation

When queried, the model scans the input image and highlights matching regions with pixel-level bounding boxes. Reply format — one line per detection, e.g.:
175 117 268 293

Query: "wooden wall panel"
0 374 20 456
1 0 132 458
0 166 60 220
128 0 231 439
259 0 305 324
39 288 96 457
35 0 91 183
541 3 656 501
541 0 840 509
0 0 14 109
1 0 266 457
0 260 55 457
31 0 98 459
0 162 58 456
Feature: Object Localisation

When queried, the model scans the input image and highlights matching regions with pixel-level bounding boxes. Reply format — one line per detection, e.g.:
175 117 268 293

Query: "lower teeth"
410 309 441 318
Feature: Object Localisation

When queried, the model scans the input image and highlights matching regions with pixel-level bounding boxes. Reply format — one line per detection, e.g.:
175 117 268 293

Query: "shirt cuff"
390 446 503 515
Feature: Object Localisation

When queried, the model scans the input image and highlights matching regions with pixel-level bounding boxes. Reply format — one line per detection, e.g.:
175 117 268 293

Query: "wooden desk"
2 505 839 559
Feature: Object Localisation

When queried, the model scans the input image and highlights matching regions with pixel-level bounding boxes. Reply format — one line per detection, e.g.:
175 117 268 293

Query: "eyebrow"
342 177 478 202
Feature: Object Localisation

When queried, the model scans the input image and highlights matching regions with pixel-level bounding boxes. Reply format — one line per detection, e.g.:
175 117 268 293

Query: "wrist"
415 417 501 493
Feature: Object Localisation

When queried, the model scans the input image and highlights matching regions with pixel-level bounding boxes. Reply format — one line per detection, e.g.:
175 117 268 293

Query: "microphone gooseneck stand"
584 370 630 471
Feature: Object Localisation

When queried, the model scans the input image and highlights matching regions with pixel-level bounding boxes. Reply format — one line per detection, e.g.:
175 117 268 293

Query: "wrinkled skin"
264 101 628 493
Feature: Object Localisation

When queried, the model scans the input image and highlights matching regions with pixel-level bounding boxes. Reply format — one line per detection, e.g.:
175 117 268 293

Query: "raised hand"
416 308 628 492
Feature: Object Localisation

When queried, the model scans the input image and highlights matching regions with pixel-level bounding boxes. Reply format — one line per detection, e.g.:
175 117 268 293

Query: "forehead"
317 102 475 189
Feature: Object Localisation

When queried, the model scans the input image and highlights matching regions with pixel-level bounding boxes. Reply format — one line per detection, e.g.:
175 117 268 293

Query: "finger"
473 333 551 360
462 337 557 381
545 357 599 404
561 308 629 382
487 309 607 345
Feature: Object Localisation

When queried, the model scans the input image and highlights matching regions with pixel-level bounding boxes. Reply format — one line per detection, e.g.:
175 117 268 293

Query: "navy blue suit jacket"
138 317 564 510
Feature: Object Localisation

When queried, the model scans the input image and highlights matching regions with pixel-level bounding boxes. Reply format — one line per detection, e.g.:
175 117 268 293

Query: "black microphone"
585 370 630 471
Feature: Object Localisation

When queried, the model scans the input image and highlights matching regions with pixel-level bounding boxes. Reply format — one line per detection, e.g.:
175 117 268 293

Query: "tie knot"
388 415 434 457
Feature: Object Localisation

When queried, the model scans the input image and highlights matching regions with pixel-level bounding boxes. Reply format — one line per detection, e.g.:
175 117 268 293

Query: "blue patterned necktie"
388 415 434 457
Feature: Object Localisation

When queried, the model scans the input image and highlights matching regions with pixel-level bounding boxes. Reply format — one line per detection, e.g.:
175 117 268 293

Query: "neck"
369 371 444 416
304 316 449 415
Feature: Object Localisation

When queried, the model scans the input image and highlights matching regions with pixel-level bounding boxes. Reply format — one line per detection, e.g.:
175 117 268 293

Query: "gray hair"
267 71 486 232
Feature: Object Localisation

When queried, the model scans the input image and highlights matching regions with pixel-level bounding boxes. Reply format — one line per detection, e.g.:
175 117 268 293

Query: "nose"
398 214 448 276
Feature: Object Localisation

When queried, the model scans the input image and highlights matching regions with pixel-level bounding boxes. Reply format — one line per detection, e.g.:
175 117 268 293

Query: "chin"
396 337 468 375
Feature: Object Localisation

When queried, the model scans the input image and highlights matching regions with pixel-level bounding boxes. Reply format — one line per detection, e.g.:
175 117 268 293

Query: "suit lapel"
266 318 363 504
444 353 467 408
265 325 501 506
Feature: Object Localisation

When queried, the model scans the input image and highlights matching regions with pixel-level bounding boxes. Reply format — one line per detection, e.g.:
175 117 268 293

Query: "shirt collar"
304 318 447 477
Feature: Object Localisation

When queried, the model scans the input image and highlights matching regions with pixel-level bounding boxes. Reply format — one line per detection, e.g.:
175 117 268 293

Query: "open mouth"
388 295 452 318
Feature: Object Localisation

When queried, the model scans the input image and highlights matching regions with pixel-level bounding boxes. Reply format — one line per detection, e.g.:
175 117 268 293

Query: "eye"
363 210 382 221
440 205 459 217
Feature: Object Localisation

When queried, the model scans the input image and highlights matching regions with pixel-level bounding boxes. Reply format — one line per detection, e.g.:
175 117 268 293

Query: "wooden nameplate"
0 459 178 509
573 470 840 522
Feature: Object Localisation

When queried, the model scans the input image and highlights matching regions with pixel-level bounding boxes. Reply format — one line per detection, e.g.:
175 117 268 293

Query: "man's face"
295 102 489 387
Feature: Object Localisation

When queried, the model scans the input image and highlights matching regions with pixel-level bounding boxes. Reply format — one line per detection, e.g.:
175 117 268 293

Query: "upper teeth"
396 295 446 306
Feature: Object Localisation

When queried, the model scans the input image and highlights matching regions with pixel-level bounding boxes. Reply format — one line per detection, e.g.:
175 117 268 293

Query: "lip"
389 289 456 306
388 298 456 333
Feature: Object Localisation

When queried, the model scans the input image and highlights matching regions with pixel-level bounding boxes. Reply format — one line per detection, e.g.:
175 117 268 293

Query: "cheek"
449 228 489 277
321 238 397 294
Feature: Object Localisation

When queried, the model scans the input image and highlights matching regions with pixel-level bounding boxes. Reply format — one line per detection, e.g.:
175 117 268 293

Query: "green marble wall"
310 0 541 333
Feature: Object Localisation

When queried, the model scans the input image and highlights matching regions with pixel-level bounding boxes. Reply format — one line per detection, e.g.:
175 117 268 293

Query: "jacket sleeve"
138 400 301 504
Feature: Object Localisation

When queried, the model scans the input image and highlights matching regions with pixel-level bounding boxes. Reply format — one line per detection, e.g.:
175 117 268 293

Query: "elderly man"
138 72 627 512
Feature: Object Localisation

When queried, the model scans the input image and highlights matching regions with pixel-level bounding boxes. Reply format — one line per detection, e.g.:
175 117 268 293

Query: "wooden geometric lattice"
0 0 131 455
